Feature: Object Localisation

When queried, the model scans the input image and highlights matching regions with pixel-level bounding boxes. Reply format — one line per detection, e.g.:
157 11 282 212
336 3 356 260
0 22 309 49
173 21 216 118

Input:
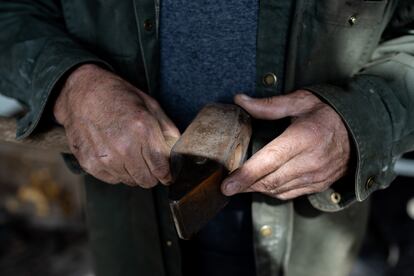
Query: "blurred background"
0 95 93 276
0 94 414 276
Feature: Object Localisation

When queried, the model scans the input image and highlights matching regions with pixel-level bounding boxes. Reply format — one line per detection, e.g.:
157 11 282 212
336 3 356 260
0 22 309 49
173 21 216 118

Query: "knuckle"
140 177 158 189
257 178 275 193
306 161 322 172
132 119 149 134
115 142 132 157
276 192 294 200
298 122 324 144
317 170 332 182
303 123 321 140
130 111 153 133
129 171 145 183
300 174 314 183
146 98 161 111
274 170 289 184
263 96 276 106
151 165 170 180
269 186 284 195
129 170 158 189
116 138 140 158
267 147 287 159
301 173 320 184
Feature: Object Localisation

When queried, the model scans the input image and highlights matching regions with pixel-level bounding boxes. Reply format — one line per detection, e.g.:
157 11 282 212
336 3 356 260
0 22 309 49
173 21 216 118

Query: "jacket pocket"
314 0 388 28
293 0 391 87
60 0 139 59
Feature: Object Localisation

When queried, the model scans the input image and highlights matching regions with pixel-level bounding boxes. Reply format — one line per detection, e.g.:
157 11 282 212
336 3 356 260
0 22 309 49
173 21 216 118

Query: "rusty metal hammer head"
169 103 251 240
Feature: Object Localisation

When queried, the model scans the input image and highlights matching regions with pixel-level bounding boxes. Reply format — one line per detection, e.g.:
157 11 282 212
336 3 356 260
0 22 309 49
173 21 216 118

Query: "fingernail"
223 181 240 195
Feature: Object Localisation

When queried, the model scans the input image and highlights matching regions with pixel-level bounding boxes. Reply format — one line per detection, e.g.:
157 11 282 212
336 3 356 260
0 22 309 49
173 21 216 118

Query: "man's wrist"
53 63 103 124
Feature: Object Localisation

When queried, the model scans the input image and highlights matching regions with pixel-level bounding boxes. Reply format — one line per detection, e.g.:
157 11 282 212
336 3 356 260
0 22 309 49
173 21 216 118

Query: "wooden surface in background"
0 117 70 153
0 142 83 226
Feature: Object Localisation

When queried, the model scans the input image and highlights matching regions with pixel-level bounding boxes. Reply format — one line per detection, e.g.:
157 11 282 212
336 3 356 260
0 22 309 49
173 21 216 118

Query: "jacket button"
260 225 272 237
166 240 172 247
330 192 341 204
144 19 154 31
348 15 357 26
262 73 277 87
366 176 375 189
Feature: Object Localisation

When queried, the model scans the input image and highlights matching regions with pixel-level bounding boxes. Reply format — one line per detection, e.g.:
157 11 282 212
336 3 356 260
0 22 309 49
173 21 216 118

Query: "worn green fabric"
0 0 413 276
0 0 113 138
84 175 168 276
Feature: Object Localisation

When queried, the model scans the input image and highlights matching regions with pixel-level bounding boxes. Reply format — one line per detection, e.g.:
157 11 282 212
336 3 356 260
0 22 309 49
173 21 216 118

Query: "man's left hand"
221 90 351 200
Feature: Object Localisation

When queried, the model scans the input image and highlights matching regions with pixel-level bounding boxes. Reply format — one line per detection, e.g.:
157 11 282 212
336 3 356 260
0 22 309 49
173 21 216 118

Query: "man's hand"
222 90 351 200
54 64 180 187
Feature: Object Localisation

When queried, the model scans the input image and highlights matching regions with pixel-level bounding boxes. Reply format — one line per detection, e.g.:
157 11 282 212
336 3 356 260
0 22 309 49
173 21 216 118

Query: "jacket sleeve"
305 4 414 211
0 0 111 139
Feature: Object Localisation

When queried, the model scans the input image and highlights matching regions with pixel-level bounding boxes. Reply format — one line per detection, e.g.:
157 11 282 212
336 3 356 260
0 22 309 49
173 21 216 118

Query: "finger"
247 174 311 194
154 109 181 139
94 170 120 184
84 128 138 185
124 159 158 188
234 90 321 120
275 184 326 200
246 163 345 199
142 135 172 185
221 130 306 196
118 140 159 188
81 163 120 184
165 135 179 149
69 133 120 185
243 154 321 193
97 155 136 185
92 138 157 188
249 159 345 195
138 90 181 139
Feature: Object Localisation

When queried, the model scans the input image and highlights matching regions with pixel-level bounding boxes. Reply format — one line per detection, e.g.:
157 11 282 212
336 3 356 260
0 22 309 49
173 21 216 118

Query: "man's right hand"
53 64 180 188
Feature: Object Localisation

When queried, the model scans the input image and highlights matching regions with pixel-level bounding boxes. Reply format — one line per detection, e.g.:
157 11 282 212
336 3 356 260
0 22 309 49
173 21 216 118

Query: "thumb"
234 90 319 120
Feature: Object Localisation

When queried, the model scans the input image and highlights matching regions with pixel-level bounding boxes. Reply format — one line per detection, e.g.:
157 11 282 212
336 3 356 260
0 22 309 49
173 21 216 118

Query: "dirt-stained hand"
221 90 351 200
54 64 180 187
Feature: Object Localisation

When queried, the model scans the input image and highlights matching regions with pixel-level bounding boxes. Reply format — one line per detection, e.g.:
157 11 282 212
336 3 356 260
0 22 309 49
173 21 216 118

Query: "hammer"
0 103 252 239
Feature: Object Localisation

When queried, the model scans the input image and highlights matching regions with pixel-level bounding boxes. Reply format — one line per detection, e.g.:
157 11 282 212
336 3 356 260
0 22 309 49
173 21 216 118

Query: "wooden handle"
0 116 178 153
0 117 71 153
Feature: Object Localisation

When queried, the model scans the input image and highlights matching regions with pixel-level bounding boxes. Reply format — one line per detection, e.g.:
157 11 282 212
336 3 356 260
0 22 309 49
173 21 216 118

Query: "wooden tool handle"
0 117 71 153
0 116 178 153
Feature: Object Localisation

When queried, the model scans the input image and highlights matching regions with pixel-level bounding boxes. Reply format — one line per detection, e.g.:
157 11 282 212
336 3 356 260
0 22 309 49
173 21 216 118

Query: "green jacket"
0 0 413 276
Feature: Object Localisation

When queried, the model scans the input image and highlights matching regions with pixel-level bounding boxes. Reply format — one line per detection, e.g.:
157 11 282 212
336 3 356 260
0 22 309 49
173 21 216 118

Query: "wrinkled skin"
55 64 350 199
54 64 180 187
222 90 351 200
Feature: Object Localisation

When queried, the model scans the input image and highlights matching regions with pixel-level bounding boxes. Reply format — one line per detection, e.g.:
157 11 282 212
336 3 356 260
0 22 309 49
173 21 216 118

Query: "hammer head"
169 103 251 239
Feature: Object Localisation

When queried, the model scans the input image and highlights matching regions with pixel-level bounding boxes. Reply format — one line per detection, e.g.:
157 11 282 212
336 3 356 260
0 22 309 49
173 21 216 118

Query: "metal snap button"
144 19 154 32
348 15 357 26
366 176 375 189
262 73 277 87
330 192 341 204
260 225 272 237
